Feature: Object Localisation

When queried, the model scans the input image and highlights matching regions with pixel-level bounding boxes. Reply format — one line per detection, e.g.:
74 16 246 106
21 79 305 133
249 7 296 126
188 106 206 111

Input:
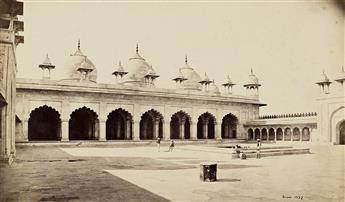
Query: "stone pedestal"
200 162 217 182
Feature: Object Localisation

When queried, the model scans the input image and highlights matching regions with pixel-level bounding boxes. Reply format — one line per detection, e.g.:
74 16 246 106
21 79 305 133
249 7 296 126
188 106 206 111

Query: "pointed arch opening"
284 128 291 141
302 127 310 141
221 113 238 139
140 109 163 140
276 128 283 141
269 128 275 140
254 128 260 140
197 112 216 139
293 127 300 141
170 111 191 139
248 128 254 140
261 128 268 140
69 107 98 140
106 108 133 140
338 120 345 144
28 105 61 141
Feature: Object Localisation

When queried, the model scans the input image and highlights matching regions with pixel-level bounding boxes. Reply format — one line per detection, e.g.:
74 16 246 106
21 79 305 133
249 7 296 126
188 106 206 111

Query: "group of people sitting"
234 139 262 159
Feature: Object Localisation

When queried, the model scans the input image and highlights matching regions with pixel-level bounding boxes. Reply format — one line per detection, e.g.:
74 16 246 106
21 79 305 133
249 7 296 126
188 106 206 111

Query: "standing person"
256 139 261 159
168 140 175 152
156 137 161 152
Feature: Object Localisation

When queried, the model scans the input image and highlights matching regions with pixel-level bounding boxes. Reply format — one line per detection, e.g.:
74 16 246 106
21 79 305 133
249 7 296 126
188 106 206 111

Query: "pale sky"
16 1 344 115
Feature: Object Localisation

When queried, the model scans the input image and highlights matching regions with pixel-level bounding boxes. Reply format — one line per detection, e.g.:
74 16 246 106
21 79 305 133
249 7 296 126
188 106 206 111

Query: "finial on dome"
185 55 188 64
78 39 80 50
251 68 253 75
136 43 139 54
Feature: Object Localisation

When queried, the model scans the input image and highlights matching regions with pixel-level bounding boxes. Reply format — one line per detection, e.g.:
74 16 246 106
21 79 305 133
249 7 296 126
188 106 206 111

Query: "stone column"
125 119 131 140
132 120 140 141
117 123 122 139
61 120 69 141
142 121 147 139
180 118 186 139
274 128 277 141
190 121 197 140
99 120 106 141
153 119 159 139
163 121 170 140
299 127 303 142
203 120 208 139
22 120 29 141
215 122 221 140
224 124 229 138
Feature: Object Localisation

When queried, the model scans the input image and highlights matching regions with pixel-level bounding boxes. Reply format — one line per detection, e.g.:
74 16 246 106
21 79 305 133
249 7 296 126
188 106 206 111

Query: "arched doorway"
261 128 267 140
293 128 300 141
269 128 275 140
28 105 61 141
170 111 191 139
248 128 254 140
106 108 133 140
221 113 238 139
284 128 291 141
254 128 260 140
69 107 98 140
302 127 310 141
140 109 163 140
276 128 283 141
339 121 345 144
197 112 216 139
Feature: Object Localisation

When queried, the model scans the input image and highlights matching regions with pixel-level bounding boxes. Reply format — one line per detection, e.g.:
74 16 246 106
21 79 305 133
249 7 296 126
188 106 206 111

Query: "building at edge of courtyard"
0 0 24 164
14 42 266 142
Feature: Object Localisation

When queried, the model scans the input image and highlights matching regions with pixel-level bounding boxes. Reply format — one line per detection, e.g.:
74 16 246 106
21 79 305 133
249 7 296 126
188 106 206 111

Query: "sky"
16 0 344 115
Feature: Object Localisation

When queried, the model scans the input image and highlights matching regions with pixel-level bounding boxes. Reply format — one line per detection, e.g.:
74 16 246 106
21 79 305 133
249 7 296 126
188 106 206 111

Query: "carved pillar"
22 119 29 141
203 120 208 139
153 118 159 139
224 124 229 138
163 121 170 140
125 119 131 140
99 120 106 141
299 127 302 142
274 128 277 141
190 120 197 140
61 120 69 141
133 120 140 141
180 118 186 139
215 122 221 140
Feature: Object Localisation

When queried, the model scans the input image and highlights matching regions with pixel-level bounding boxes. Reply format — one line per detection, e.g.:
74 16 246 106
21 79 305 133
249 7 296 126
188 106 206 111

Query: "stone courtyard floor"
0 142 344 202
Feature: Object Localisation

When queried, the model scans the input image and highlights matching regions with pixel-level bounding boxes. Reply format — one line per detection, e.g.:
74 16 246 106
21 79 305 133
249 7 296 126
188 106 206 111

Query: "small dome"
244 68 261 87
39 53 55 69
122 44 157 87
209 80 220 94
335 66 345 83
178 56 202 90
316 70 331 84
60 40 97 83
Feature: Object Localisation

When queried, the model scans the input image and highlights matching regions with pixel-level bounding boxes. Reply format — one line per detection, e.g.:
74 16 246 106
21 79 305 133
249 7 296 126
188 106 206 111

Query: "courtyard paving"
0 142 344 202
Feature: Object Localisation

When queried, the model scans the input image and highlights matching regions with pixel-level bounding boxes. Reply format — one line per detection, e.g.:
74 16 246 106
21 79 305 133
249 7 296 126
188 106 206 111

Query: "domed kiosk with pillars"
14 41 266 143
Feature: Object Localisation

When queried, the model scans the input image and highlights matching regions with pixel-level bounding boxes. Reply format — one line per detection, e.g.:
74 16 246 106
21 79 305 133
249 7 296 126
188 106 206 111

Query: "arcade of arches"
25 106 243 141
247 126 312 142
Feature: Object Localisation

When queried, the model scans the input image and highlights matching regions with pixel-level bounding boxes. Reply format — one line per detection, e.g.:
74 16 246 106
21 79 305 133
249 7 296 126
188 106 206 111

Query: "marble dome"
61 41 97 83
244 69 260 87
179 56 202 91
122 45 156 87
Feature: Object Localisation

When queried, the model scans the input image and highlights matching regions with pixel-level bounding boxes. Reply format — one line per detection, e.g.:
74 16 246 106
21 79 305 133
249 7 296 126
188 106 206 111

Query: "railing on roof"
259 112 317 119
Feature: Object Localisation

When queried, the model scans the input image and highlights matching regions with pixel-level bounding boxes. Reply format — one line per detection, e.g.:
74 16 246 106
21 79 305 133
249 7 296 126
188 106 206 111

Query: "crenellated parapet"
259 112 317 119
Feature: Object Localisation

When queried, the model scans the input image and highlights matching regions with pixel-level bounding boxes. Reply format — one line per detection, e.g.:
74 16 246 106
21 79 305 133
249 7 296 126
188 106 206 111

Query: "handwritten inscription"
282 195 304 200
